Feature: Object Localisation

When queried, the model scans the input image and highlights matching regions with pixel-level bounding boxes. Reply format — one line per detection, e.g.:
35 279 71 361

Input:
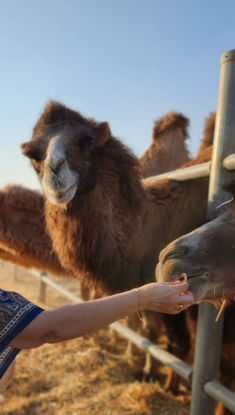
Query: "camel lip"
167 268 210 283
43 182 78 204
186 269 210 280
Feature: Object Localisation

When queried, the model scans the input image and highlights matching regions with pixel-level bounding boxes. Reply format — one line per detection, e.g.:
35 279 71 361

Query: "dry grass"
0 261 191 415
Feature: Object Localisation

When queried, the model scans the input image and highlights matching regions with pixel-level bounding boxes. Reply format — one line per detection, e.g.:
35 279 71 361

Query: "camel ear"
21 141 40 161
96 122 111 146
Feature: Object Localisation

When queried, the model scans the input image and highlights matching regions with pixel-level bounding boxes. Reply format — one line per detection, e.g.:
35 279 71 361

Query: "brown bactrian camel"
156 180 235 415
12 101 212 384
156 197 235 303
0 103 212 389
197 111 216 155
140 111 191 177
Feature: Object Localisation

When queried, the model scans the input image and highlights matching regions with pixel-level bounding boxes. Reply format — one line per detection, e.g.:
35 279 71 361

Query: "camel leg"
126 312 142 357
161 312 191 393
141 310 163 381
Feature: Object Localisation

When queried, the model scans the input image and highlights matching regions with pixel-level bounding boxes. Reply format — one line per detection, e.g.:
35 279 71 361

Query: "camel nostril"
161 245 188 265
47 158 66 175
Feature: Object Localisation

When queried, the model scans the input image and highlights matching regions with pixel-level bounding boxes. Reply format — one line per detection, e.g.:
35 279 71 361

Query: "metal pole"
190 49 235 415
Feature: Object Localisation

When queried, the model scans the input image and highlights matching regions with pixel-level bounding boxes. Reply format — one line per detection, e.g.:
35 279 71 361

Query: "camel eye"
79 136 95 152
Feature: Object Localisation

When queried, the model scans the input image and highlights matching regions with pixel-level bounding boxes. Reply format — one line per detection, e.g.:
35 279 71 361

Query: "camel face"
21 102 111 205
156 210 235 302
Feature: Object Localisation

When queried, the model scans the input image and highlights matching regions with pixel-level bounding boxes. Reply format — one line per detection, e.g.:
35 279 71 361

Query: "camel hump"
197 112 216 155
152 111 189 142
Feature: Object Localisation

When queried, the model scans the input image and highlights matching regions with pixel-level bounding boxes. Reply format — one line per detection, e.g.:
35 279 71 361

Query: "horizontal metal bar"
223 153 235 170
143 161 211 184
110 321 193 382
142 153 235 186
30 269 192 382
31 270 84 303
204 381 235 413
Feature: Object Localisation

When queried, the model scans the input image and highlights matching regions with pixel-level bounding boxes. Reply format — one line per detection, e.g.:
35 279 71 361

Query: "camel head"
21 101 111 205
155 208 235 303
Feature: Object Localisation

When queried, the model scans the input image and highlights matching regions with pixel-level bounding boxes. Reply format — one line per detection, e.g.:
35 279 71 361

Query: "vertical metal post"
39 271 47 303
190 49 235 415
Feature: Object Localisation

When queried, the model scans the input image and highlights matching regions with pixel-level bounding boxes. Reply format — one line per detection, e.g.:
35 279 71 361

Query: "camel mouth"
185 268 210 281
44 182 78 204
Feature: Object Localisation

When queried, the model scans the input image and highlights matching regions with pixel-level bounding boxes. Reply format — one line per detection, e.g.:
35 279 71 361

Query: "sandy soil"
0 261 191 415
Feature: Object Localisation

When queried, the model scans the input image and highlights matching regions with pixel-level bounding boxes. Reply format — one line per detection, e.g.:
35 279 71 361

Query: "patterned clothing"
0 289 44 379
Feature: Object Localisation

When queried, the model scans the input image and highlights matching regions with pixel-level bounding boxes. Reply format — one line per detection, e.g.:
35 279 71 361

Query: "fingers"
170 302 192 315
179 291 195 304
175 281 189 292
163 280 181 285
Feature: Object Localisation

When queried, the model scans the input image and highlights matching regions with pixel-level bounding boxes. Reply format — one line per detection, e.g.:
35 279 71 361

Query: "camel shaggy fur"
140 111 191 177
0 103 212 386
12 101 212 383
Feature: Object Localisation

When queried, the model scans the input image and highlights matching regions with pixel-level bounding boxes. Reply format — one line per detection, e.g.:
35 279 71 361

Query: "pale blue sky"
0 0 235 189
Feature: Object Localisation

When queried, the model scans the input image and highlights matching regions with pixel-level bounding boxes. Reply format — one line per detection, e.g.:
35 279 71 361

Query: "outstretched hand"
138 281 195 314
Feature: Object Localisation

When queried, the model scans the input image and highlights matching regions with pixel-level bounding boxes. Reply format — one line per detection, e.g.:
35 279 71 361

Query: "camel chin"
43 183 78 205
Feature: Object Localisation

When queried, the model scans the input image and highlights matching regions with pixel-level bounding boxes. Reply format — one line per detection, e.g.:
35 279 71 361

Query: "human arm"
9 281 194 349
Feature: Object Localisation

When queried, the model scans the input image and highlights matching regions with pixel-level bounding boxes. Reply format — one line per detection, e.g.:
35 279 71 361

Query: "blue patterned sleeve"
0 289 44 379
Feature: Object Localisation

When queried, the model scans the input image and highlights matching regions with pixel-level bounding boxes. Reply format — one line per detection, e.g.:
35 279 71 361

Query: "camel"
197 112 216 155
18 101 210 294
0 103 212 386
156 198 235 303
156 222 235 415
8 101 211 383
156 182 235 415
140 111 191 177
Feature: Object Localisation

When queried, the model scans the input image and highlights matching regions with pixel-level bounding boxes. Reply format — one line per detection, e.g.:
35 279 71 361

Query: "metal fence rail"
142 153 235 184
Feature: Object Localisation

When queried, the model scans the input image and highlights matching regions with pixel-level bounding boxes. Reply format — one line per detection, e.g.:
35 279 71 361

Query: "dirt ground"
0 261 191 415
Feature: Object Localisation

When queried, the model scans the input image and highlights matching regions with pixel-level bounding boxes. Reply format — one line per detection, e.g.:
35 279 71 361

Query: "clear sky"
0 0 235 189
